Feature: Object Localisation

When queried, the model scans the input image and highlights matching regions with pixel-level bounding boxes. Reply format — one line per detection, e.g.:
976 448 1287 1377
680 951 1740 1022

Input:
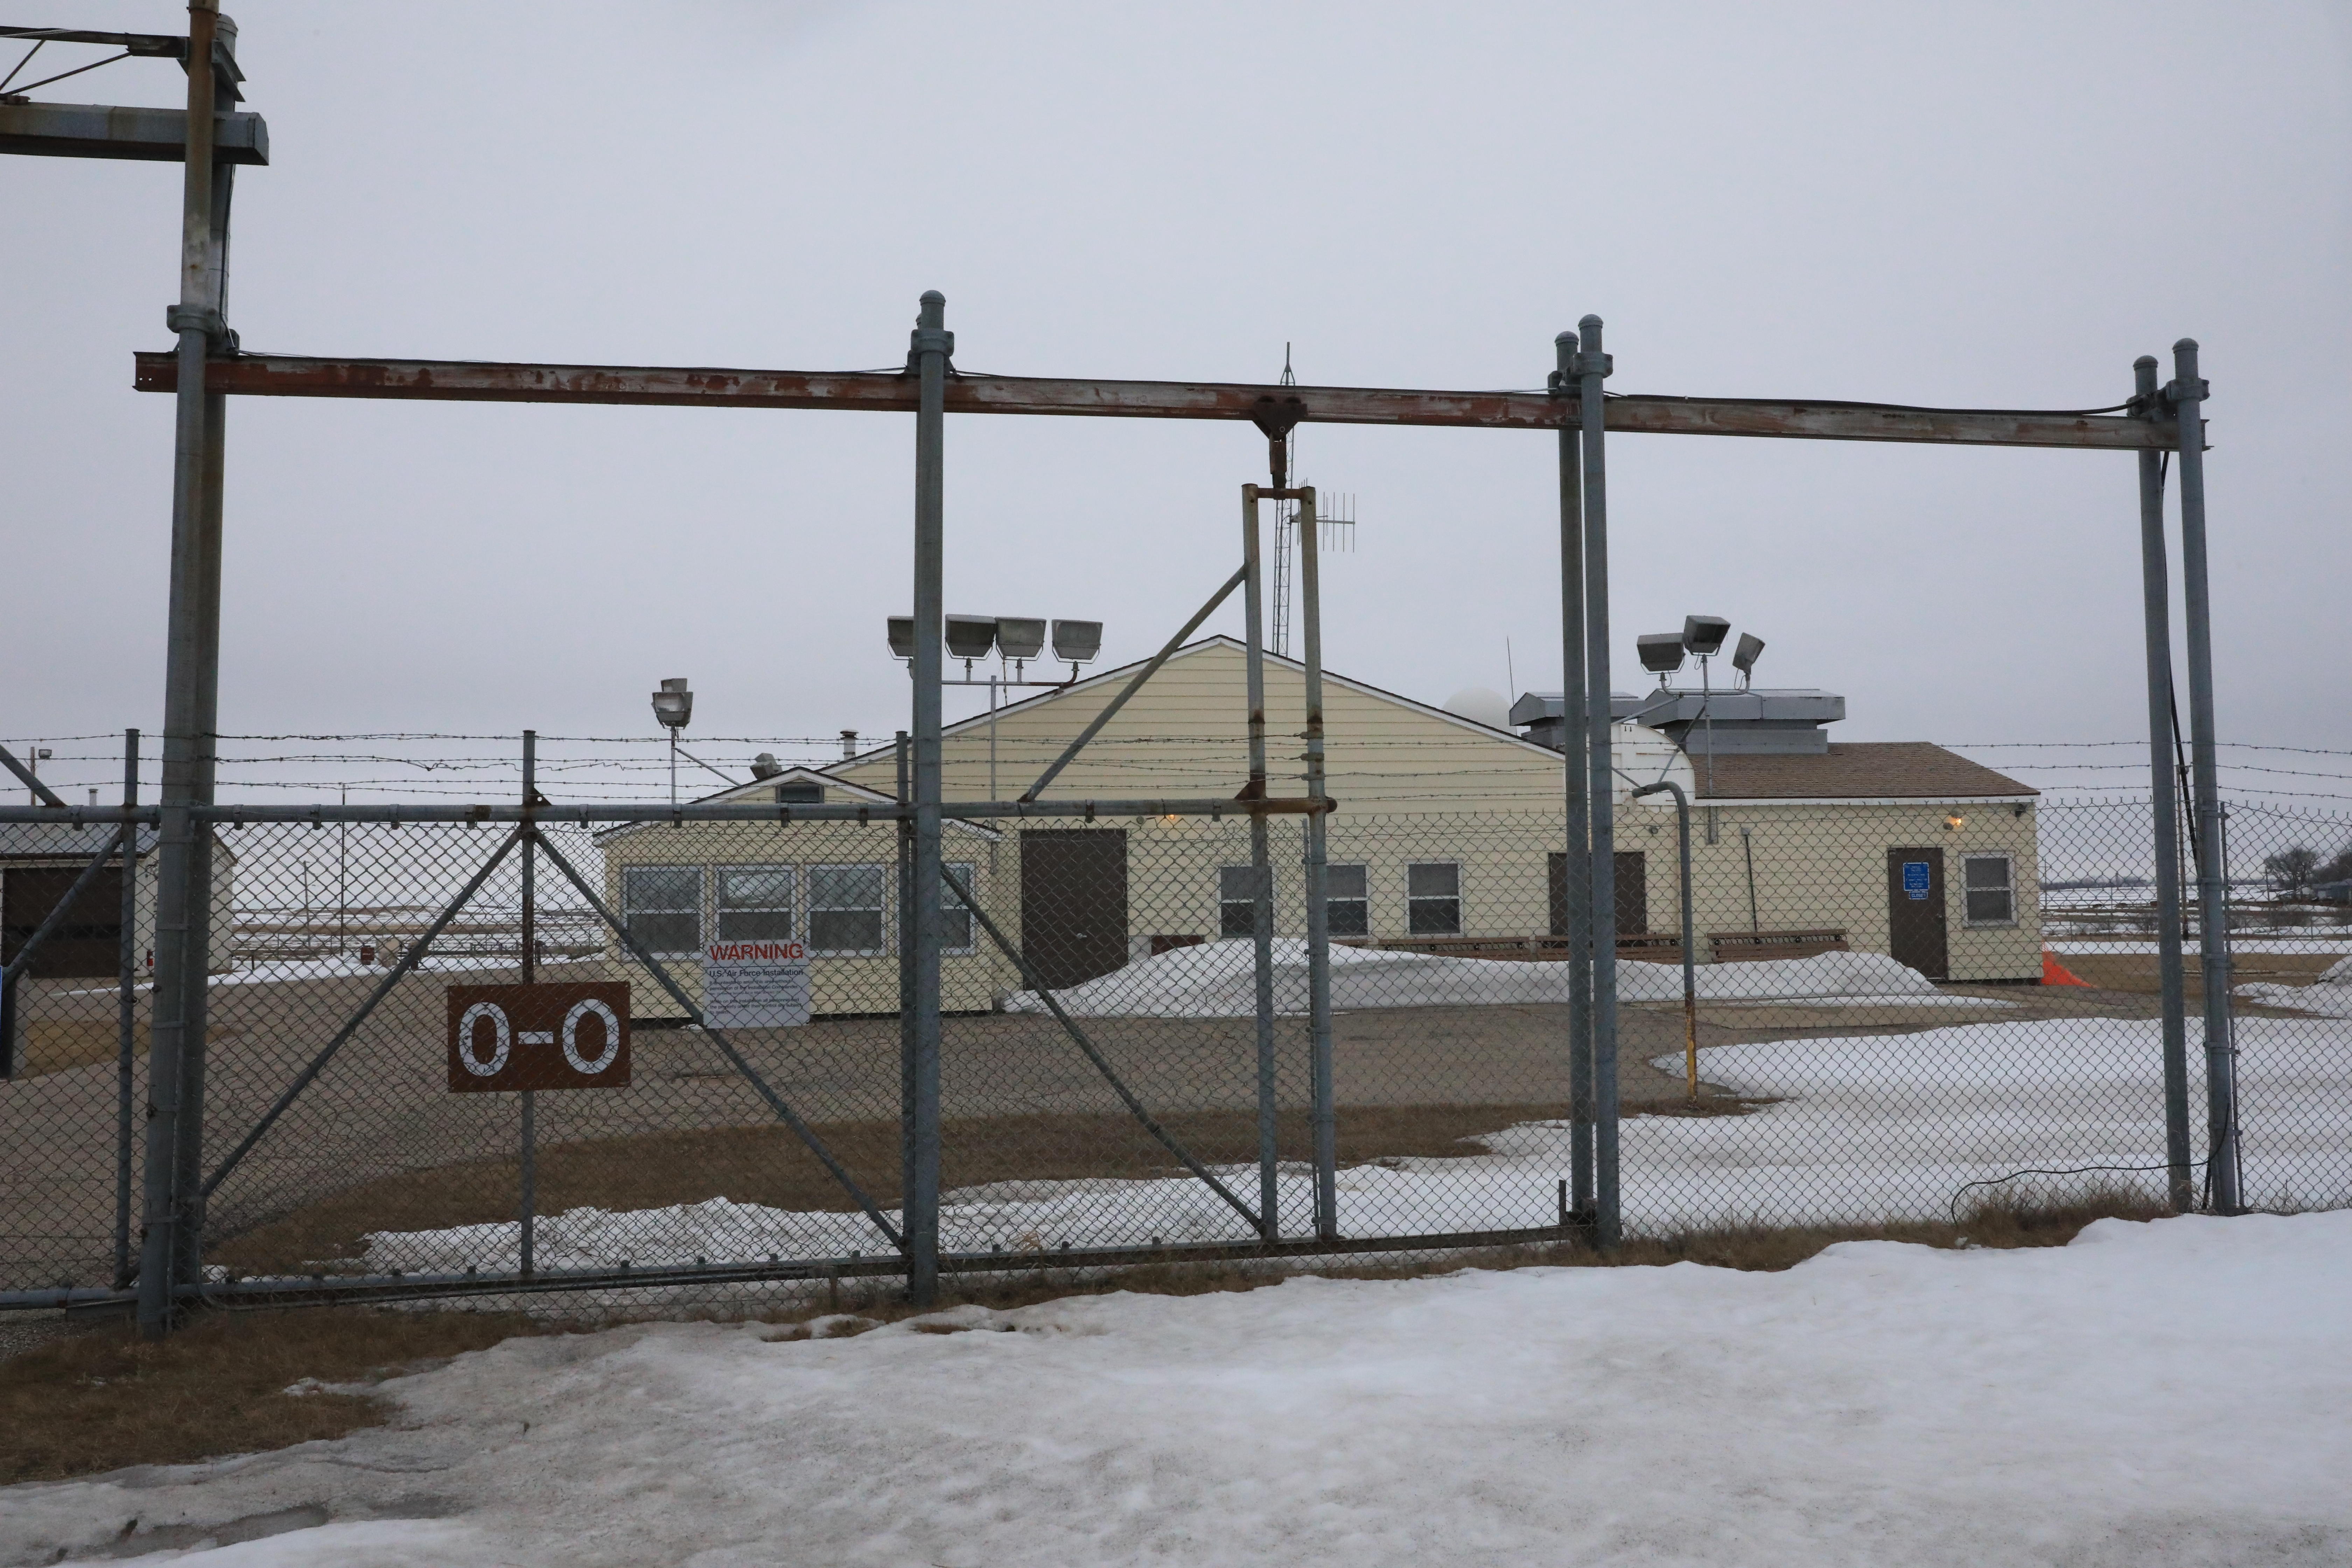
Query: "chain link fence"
5 787 2348 1310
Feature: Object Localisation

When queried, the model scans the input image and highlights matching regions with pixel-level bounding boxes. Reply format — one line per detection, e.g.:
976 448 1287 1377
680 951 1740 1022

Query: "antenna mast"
1272 344 1298 659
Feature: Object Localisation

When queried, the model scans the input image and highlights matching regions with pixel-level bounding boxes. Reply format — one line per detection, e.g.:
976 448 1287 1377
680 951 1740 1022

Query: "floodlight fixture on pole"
995 616 1046 678
1636 633 1685 687
945 614 997 677
1731 632 1765 690
1053 618 1103 679
652 677 692 807
1680 616 1730 658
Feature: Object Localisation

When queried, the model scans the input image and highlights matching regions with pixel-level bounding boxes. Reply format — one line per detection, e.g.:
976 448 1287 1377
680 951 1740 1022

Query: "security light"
1681 615 1731 658
886 616 915 660
1731 632 1765 686
945 615 999 662
1637 633 1686 678
651 678 692 730
995 617 1048 662
1052 619 1103 665
750 753 783 780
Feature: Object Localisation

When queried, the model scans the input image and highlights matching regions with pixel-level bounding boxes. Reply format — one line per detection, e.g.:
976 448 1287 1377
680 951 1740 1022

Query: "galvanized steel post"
896 731 915 1234
1241 486 1281 1239
1552 331 1595 1226
113 729 141 1287
518 729 537 1274
1576 315 1621 1247
140 0 229 1338
1299 488 1337 1239
2169 338 2239 1213
2134 355 2193 1211
906 292 951 1301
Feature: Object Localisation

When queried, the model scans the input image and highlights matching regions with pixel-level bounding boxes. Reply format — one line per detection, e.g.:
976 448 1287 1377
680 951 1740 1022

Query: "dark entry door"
1547 850 1650 936
1885 847 1948 980
1020 830 1129 990
1 866 124 978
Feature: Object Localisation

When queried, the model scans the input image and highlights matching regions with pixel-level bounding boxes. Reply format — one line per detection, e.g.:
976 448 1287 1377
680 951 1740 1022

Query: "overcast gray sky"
6 2 2348 803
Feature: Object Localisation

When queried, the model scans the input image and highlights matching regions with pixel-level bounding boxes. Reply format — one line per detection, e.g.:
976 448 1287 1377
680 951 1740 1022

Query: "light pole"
651 678 693 807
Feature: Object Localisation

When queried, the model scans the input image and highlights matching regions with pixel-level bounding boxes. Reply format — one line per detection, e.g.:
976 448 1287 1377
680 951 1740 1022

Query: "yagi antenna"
1268 344 1357 659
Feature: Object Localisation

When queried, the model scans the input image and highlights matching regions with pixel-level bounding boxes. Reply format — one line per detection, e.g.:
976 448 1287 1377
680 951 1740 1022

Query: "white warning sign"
701 940 813 1029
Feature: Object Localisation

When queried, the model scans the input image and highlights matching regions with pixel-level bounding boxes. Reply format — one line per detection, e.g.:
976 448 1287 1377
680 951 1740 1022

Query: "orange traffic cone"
2042 950 2091 987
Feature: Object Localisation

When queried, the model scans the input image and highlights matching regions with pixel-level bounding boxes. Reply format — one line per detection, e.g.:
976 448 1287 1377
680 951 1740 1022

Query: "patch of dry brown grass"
208 1102 1753 1275
0 1308 558 1485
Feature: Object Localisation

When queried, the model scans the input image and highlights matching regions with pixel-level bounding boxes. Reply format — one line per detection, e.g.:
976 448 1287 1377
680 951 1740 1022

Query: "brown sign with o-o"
446 981 631 1092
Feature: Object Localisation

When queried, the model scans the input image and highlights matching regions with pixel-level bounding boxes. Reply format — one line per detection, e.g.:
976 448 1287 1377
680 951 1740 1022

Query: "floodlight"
1731 632 1765 684
945 615 998 662
650 677 693 730
886 616 915 659
1636 633 1686 676
750 752 783 780
1052 619 1103 664
996 617 1048 662
1681 615 1731 657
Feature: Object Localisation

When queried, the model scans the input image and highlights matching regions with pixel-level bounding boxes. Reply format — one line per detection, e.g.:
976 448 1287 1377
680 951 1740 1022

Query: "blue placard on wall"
1903 861 1932 900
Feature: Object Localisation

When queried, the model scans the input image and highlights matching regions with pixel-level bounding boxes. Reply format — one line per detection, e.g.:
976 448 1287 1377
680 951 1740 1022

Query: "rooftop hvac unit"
1052 619 1103 665
945 615 998 661
995 617 1047 662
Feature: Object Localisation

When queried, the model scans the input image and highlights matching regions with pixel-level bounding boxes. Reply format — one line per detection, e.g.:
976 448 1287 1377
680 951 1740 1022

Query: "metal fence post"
140 0 226 1338
1241 486 1281 1240
896 731 915 1233
518 729 537 1274
1299 488 1337 1240
1552 331 1595 1226
2169 338 2239 1214
2134 355 2193 1212
114 728 141 1288
1577 315 1621 1247
907 292 951 1302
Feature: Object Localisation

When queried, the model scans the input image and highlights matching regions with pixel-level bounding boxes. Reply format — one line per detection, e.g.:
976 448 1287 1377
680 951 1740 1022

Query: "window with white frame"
1325 863 1370 937
715 866 794 942
622 865 702 955
939 862 977 954
1219 864 1265 938
1963 854 2016 925
808 864 887 954
1407 861 1461 935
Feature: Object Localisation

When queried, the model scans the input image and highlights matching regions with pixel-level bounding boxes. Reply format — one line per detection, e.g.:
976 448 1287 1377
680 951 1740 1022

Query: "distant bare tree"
2264 846 2321 896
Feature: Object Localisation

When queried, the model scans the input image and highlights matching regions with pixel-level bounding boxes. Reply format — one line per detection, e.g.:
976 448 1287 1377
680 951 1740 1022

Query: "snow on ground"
11 1212 2351 1567
344 1015 2352 1275
1005 939 1983 1018
2050 938 2352 954
2241 953 2352 1018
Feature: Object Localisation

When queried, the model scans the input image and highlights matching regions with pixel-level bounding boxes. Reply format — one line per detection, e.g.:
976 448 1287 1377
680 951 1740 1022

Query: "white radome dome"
1442 686 1511 730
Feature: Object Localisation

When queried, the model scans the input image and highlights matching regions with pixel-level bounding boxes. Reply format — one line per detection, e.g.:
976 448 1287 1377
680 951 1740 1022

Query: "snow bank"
1004 937 1950 1017
2239 952 2352 1017
343 1016 2352 1273
13 1213 2351 1567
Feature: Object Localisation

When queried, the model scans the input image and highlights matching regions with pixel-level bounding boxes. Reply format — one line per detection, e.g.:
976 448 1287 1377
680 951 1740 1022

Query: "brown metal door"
1886 848 1948 980
1 865 124 979
1020 830 1129 991
1547 850 1648 936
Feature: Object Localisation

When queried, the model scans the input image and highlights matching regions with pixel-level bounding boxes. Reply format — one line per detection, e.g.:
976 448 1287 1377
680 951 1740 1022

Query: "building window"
940 862 978 955
1219 865 1266 938
715 866 794 942
1963 854 2016 925
622 866 701 955
1325 863 1370 937
809 865 887 954
1407 861 1461 935
774 781 824 804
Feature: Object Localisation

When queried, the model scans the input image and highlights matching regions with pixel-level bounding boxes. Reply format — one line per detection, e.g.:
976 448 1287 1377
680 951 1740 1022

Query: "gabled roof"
1693 743 2038 802
833 636 1570 772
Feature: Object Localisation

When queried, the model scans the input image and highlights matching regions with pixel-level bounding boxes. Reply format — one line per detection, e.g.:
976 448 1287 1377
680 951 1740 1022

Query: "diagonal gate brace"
533 835 905 1253
941 864 1263 1234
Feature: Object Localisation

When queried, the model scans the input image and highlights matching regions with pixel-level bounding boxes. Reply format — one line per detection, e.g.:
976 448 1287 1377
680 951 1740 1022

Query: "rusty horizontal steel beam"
0 100 267 163
131 352 2170 449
